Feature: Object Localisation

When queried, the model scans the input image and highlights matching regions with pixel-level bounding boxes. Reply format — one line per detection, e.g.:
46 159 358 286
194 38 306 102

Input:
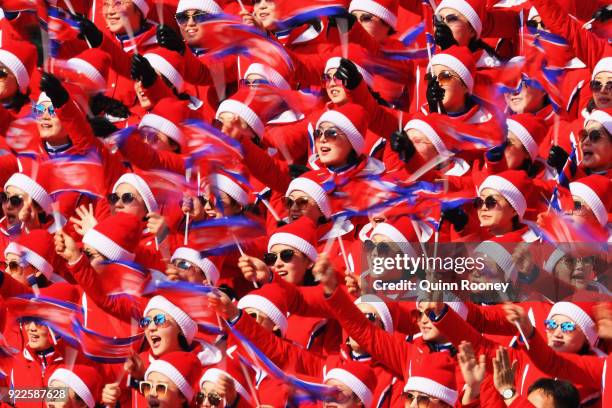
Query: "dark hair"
511 214 522 231
6 91 29 112
178 332 191 351
527 378 580 408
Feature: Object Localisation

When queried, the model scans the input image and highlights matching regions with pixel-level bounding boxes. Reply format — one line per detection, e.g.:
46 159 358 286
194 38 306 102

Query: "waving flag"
71 319 144 363
1 0 39 11
138 169 198 208
105 126 139 153
48 59 107 94
97 260 149 296
275 0 349 30
183 120 244 174
40 154 105 198
189 216 266 252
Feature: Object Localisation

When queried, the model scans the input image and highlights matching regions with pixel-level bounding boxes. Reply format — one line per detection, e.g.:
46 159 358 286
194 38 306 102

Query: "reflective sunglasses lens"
279 249 295 263
175 12 189 24
324 129 339 139
560 322 576 332
8 195 23 207
544 319 557 330
121 193 135 204
139 317 152 328
364 312 376 322
153 314 167 326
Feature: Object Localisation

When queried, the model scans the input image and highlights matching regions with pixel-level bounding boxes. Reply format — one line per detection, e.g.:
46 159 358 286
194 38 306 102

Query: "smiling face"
504 82 547 114
253 0 277 31
416 303 444 342
504 132 531 169
37 101 69 145
2 185 26 226
351 10 391 43
112 183 148 219
25 320 52 351
324 68 348 104
285 189 324 223
315 121 355 167
476 188 517 235
144 371 186 408
177 9 206 45
269 244 312 284
431 65 469 113
134 80 154 110
103 0 143 34
592 72 612 109
546 314 587 353
580 121 612 172
142 309 182 357
437 8 476 46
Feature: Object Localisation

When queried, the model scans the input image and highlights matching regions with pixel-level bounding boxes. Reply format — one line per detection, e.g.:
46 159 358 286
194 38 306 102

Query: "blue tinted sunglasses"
544 319 576 333
33 103 56 117
239 78 270 88
139 313 169 329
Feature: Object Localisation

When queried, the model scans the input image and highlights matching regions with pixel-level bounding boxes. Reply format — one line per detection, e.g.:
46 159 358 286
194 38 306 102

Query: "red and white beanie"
4 173 53 214
139 98 189 147
404 355 458 405
584 109 612 135
569 175 611 227
591 57 612 80
507 114 547 162
143 48 185 91
5 230 56 279
216 89 265 138
210 172 250 207
176 0 222 14
145 351 202 401
429 46 476 92
478 170 531 219
48 365 103 408
404 113 450 156
132 0 151 16
547 301 598 347
324 361 376 408
200 360 253 404
473 241 518 282
268 216 318 262
82 213 142 261
66 49 111 92
144 295 198 343
112 173 159 213
542 246 566 274
435 0 486 37
316 103 369 155
171 247 220 285
0 40 37 93
324 48 374 88
237 283 288 336
348 0 399 29
244 62 291 90
355 294 393 333
286 171 332 219
371 216 418 257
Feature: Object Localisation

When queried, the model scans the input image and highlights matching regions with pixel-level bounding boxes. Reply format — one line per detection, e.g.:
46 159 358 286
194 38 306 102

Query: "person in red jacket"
0 40 37 128
2 173 54 234
47 364 105 408
579 109 612 176
199 359 256 408
590 58 612 110
567 175 612 240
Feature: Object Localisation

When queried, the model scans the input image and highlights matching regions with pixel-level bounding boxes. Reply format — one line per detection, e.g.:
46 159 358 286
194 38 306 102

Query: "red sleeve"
350 81 400 140
241 137 292 194
274 278 333 317
56 99 97 154
325 286 409 378
289 49 329 88
0 272 33 297
232 311 325 377
119 132 185 174
529 0 610 68
99 33 134 77
0 105 15 135
182 51 213 86
0 155 20 187
465 303 517 336
481 9 519 39
67 255 142 321
263 120 309 165
522 328 604 389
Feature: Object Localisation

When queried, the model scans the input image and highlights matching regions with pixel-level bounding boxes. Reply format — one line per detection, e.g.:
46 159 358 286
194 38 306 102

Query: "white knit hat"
348 0 398 29
132 0 150 16
66 57 107 91
404 119 450 156
199 368 252 403
176 0 222 13
143 52 184 91
139 113 184 146
324 57 374 88
144 295 198 343
507 118 539 161
591 57 612 80
244 63 290 90
473 241 518 282
112 173 159 213
429 50 474 92
48 368 96 408
371 222 417 257
171 247 220 285
268 232 318 262
584 109 612 135
547 301 598 347
569 180 608 226
216 99 264 138
355 294 393 333
316 108 366 154
210 173 249 207
435 0 483 37
286 176 332 219
4 173 53 214
478 172 528 219
237 294 288 336
325 368 373 408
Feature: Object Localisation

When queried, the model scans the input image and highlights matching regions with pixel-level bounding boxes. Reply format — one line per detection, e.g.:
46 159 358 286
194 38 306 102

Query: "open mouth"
39 123 52 129
551 340 565 348
330 88 341 97
277 270 288 277
29 333 40 342
259 12 269 19
319 146 331 153
150 335 161 348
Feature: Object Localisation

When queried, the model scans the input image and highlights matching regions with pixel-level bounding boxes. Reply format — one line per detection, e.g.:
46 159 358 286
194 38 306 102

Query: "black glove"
72 14 103 48
87 117 119 137
157 24 186 55
547 145 569 174
333 58 362 90
289 163 310 179
425 73 446 114
40 72 69 108
131 54 158 88
485 141 508 162
390 130 416 163
441 207 468 232
89 94 130 118
433 17 458 50
327 12 357 32
592 5 612 22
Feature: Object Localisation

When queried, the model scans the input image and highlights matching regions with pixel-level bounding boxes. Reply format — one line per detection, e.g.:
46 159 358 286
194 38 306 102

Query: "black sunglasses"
364 312 377 322
589 80 612 93
0 68 10 79
0 192 24 207
437 14 460 24
473 196 499 210
313 128 341 141
107 192 136 205
526 19 546 30
356 13 379 23
580 129 607 143
284 196 310 210
263 249 295 266
403 392 435 407
5 260 22 272
364 240 392 256
196 391 222 406
321 73 345 86
175 11 210 25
